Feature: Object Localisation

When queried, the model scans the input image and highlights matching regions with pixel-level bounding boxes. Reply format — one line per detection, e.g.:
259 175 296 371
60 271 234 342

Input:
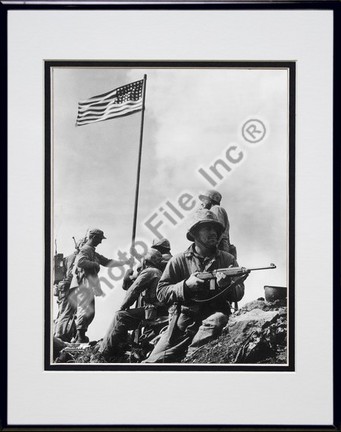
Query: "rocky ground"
182 298 287 364
54 298 287 364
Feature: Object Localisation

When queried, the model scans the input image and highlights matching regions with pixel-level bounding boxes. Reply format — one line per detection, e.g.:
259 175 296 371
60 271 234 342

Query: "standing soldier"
144 209 246 363
54 237 87 342
70 228 132 343
199 189 237 258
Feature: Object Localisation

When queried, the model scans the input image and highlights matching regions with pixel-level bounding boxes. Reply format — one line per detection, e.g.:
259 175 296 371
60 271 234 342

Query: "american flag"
76 79 144 126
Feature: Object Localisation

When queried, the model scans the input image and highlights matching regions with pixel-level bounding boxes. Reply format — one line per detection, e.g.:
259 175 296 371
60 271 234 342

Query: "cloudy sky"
52 66 289 340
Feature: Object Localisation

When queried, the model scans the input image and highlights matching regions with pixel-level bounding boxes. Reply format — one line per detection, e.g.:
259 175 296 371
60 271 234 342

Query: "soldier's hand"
124 268 134 279
216 264 234 288
216 271 231 288
125 256 135 267
185 273 205 295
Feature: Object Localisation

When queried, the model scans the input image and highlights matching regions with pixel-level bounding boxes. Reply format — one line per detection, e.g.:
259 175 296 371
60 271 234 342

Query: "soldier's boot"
76 330 89 343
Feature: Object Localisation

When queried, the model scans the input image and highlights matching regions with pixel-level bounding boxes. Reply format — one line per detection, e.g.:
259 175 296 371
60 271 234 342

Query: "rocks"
55 340 107 363
183 299 287 364
53 336 73 360
54 299 288 365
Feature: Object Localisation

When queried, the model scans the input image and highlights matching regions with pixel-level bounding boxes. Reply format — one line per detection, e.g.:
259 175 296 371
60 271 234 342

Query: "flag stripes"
76 79 144 126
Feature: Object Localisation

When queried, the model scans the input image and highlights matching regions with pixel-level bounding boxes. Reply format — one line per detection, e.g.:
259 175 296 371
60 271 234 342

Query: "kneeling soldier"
144 209 246 363
100 249 165 360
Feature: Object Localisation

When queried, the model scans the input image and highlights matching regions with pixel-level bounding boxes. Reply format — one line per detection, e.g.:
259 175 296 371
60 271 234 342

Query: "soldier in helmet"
122 238 173 291
54 236 87 342
70 228 133 343
199 189 236 258
151 237 173 270
144 209 245 363
100 248 166 360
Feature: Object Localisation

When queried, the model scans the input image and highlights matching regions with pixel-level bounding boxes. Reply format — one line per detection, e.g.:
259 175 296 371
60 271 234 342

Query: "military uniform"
54 252 78 341
210 204 231 252
151 237 173 270
71 244 112 334
100 254 164 359
122 238 173 290
199 190 235 257
145 210 244 363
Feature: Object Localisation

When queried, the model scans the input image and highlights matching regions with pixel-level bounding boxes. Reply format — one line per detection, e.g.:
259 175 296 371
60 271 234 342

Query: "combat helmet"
143 248 163 268
199 190 222 205
88 228 106 239
186 209 224 241
151 238 171 252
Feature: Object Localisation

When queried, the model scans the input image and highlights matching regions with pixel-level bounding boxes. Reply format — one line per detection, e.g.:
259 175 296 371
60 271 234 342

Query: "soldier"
54 237 87 342
122 238 173 290
70 228 133 343
151 237 173 270
199 189 236 258
100 249 166 361
144 209 246 363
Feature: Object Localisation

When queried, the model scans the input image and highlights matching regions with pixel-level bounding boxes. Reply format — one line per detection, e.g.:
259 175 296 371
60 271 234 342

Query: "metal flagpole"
131 74 147 251
130 75 147 339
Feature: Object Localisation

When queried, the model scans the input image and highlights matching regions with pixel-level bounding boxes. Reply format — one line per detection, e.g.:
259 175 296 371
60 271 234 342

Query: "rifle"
72 236 79 251
53 238 65 284
195 263 276 291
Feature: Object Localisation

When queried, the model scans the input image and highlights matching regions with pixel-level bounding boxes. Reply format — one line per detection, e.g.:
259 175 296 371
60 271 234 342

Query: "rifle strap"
192 274 248 304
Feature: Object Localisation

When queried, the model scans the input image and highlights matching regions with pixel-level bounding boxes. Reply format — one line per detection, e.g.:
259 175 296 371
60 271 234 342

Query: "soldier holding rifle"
145 209 246 363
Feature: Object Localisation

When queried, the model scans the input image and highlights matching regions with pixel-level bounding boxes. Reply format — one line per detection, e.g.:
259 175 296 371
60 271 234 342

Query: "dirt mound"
183 298 287 364
54 299 287 365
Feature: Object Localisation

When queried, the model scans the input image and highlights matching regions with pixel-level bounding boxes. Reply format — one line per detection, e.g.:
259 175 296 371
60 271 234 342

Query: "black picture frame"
2 1 340 431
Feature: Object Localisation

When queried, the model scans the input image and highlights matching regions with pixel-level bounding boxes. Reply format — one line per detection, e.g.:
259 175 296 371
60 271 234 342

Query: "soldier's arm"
97 253 133 268
64 253 77 282
120 270 155 310
210 207 230 247
156 257 187 306
122 269 135 291
221 207 230 232
77 249 99 271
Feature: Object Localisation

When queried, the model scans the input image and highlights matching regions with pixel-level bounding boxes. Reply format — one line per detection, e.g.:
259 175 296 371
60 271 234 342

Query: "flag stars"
76 79 144 126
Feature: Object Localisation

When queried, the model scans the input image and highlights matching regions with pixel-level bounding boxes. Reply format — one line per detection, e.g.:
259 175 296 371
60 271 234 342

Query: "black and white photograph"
47 63 294 369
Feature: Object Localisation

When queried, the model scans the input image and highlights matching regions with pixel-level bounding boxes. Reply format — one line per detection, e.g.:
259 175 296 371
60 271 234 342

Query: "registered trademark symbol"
242 119 267 143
